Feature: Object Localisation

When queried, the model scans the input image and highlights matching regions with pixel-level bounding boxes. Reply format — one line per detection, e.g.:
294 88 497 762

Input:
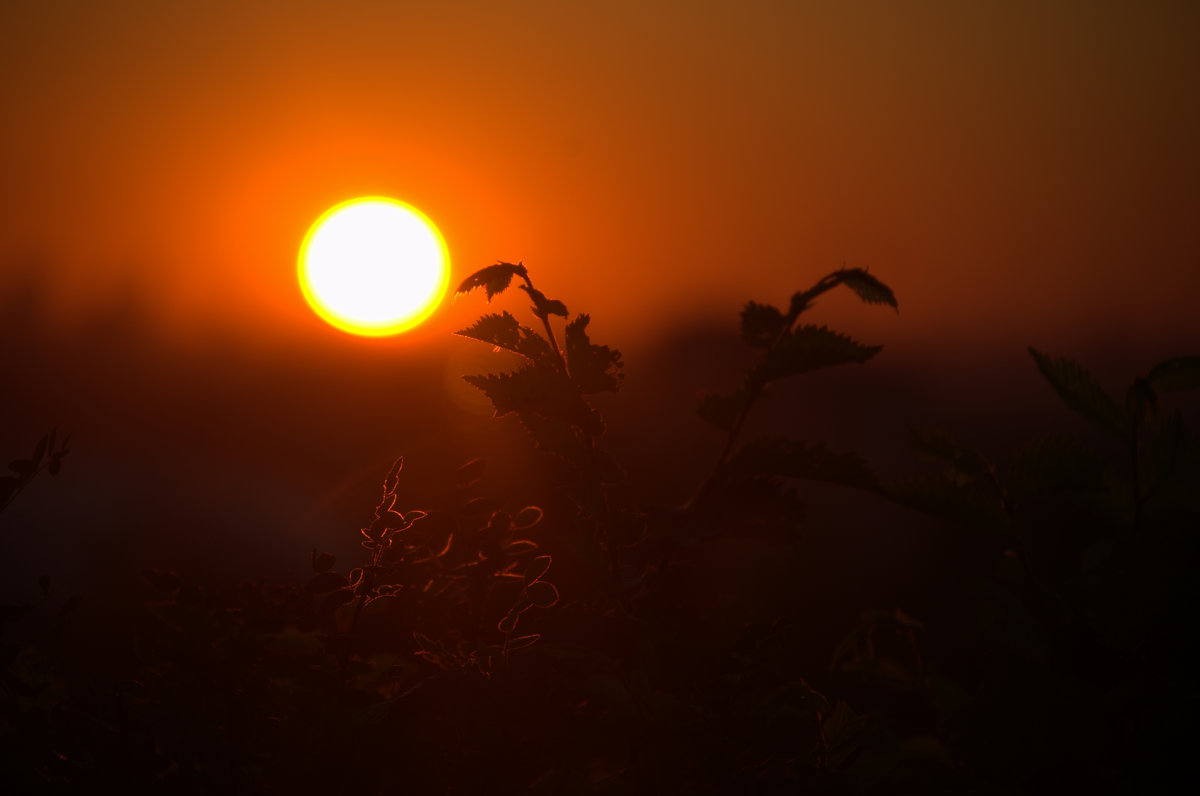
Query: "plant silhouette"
1 262 1197 794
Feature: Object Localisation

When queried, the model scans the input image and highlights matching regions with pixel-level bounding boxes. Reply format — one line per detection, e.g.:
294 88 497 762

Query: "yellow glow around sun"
298 197 450 336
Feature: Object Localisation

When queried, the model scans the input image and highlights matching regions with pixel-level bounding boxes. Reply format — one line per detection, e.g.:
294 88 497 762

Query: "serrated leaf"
456 312 558 366
728 437 880 492
835 267 898 309
519 283 568 318
1146 356 1200 393
764 325 881 381
518 413 592 468
463 366 602 435
910 428 993 482
697 388 749 432
740 302 786 348
565 314 623 393
1005 435 1107 507
456 262 528 301
456 312 522 350
1029 347 1128 440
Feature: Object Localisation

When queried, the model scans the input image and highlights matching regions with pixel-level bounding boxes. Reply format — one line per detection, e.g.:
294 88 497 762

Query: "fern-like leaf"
910 428 993 483
456 312 522 350
457 312 558 365
565 314 623 394
764 325 881 381
456 262 528 301
740 302 786 348
1146 356 1200 394
517 413 591 469
1028 347 1128 440
463 367 602 435
835 268 898 309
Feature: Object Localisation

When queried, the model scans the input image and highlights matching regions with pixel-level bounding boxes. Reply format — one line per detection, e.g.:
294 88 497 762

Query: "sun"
298 197 450 336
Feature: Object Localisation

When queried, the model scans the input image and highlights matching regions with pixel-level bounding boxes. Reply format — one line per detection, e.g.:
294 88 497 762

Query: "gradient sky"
2 0 1198 357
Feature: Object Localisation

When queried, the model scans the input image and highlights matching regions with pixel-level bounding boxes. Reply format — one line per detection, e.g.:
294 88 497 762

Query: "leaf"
835 267 898 309
1147 356 1200 393
519 283 568 318
382 457 403 499
697 388 749 432
456 457 485 487
763 325 881 381
727 437 880 492
456 262 528 301
1029 347 1128 440
505 634 540 651
513 506 543 529
910 428 993 482
463 366 603 435
740 302 786 348
456 312 522 350
8 459 34 477
525 580 560 608
519 413 592 469
564 314 623 393
456 312 558 365
524 555 552 585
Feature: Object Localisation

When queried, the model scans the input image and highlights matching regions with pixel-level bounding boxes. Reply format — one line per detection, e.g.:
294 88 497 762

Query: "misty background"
2 1 1198 623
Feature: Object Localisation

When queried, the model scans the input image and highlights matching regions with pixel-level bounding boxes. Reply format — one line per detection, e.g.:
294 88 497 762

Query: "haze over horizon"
2 0 1197 358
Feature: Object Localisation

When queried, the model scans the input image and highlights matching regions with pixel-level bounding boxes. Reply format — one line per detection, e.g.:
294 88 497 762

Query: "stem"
691 273 844 506
519 273 569 375
1130 418 1141 533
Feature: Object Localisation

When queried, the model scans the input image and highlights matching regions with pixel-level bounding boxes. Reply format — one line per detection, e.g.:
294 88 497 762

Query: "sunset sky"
2 0 1197 353
2 2 1199 590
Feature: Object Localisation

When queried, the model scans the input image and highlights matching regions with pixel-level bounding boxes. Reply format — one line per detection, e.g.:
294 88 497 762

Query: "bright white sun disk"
299 198 449 336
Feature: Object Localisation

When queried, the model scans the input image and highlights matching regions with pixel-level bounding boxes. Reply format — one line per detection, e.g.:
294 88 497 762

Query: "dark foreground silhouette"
2 264 1197 794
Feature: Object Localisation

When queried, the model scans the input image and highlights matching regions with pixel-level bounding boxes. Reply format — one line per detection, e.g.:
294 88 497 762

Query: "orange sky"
2 0 1198 358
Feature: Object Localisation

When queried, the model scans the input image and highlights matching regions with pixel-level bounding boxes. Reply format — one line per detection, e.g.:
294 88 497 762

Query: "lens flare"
298 197 450 336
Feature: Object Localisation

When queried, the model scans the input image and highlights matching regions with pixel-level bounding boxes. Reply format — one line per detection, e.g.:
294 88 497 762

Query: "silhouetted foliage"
3 263 1198 795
